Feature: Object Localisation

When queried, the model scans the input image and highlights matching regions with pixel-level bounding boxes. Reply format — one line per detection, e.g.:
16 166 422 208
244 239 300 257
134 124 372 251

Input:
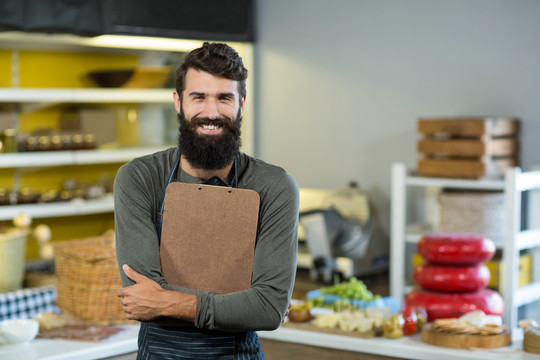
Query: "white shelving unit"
390 162 540 333
0 33 180 223
0 196 114 220
0 146 169 168
0 88 173 104
0 146 170 219
0 144 171 219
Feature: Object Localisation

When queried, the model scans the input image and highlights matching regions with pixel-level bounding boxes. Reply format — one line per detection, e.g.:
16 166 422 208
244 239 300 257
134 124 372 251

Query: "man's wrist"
162 290 197 322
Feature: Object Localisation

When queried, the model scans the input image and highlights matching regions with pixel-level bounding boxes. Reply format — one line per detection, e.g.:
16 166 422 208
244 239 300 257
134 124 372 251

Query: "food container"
0 319 39 344
53 231 127 324
88 66 172 88
306 290 400 314
524 327 540 354
439 190 505 244
0 230 28 292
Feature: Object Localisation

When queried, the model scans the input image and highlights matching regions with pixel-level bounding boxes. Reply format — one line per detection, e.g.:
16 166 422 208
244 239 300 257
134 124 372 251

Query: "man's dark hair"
175 42 248 101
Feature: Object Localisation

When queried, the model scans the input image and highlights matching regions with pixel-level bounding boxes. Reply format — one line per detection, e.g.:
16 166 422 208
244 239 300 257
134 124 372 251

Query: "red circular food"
418 233 496 265
404 288 504 321
413 263 491 292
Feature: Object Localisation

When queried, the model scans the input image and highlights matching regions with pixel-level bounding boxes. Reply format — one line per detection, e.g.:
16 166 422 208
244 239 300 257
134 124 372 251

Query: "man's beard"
177 110 242 170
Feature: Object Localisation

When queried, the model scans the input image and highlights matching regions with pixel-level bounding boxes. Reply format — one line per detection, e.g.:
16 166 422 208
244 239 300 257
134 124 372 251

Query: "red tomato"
401 306 418 335
413 263 491 292
418 233 495 265
404 288 504 321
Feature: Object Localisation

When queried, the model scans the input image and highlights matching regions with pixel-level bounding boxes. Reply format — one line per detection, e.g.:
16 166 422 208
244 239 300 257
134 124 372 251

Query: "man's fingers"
116 287 125 298
122 264 145 283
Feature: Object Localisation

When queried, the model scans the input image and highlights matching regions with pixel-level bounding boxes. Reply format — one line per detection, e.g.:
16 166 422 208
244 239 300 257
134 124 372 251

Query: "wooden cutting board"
421 323 511 349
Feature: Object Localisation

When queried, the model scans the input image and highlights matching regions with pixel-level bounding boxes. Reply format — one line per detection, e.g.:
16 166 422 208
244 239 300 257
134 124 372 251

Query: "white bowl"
0 319 39 344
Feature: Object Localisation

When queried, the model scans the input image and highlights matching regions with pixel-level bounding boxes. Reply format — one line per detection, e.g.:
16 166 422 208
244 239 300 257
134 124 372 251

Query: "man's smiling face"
174 68 246 170
176 68 244 132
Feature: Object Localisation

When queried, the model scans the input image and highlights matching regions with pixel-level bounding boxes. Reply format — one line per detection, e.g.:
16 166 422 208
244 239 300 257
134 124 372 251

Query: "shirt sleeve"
114 160 165 286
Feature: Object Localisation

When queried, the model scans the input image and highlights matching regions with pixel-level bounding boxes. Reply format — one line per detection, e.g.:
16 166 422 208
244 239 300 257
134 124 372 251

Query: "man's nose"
201 99 219 119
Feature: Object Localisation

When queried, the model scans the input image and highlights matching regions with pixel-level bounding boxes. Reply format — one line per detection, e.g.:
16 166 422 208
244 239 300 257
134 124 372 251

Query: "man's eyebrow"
188 91 235 98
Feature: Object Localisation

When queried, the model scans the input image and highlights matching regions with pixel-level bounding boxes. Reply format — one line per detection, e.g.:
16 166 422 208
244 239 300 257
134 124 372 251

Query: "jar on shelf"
37 136 51 151
61 134 72 150
19 188 37 204
83 134 97 149
71 134 84 150
50 135 63 151
39 190 59 203
1 129 18 153
0 188 9 206
25 136 38 152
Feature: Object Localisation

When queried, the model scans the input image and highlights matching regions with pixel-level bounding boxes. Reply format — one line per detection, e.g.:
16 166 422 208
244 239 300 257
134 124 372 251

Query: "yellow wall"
0 50 11 87
18 50 137 88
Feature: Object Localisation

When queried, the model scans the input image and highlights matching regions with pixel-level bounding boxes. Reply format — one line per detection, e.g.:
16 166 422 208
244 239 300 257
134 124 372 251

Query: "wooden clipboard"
160 182 260 294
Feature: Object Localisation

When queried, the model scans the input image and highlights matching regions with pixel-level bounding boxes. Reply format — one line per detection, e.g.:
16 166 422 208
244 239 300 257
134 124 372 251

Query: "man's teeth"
202 124 219 130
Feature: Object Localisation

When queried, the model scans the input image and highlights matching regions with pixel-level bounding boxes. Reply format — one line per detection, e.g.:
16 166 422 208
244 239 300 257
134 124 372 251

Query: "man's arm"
117 264 196 322
115 155 299 331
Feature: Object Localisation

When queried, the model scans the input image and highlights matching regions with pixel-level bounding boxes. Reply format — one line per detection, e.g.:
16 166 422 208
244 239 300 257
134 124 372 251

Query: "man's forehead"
184 68 239 95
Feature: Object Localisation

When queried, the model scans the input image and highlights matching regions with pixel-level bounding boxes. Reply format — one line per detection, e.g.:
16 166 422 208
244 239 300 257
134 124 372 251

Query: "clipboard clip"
198 184 233 193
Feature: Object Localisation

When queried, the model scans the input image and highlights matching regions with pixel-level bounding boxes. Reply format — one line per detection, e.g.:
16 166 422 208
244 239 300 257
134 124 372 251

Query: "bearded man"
114 42 299 360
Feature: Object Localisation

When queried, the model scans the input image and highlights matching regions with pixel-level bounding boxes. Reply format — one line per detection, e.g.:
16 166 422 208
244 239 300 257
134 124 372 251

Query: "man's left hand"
116 264 165 321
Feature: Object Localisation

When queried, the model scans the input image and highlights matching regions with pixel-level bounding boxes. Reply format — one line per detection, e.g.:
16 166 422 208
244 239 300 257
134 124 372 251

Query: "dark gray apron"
137 150 264 360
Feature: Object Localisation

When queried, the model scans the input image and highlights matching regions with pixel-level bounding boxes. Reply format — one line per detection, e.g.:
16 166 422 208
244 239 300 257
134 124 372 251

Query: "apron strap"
155 150 240 243
155 149 181 240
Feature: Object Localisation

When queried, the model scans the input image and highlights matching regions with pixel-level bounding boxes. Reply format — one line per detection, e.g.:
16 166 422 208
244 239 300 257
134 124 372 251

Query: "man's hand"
116 264 166 321
283 301 292 323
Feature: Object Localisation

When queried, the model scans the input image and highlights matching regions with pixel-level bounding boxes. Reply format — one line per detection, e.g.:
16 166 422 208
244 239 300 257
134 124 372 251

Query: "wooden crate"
416 117 520 179
417 117 520 137
418 138 519 157
417 157 518 179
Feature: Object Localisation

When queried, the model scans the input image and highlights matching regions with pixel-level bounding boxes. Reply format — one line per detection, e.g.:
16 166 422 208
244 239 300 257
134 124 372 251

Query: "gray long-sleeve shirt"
114 147 299 332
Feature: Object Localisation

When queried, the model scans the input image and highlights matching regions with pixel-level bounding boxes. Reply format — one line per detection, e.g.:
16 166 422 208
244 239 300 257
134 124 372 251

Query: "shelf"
406 175 505 190
516 170 540 191
0 88 174 104
0 146 171 168
516 282 540 307
0 196 114 220
404 223 513 250
516 229 540 251
391 163 540 334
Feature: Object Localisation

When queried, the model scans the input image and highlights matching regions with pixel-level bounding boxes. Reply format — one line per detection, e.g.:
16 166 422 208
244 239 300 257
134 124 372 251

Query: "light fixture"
84 35 204 52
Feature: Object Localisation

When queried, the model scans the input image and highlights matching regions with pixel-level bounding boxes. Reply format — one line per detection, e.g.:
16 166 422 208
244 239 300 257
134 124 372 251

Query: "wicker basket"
53 231 128 324
0 230 28 292
524 330 540 354
438 190 505 244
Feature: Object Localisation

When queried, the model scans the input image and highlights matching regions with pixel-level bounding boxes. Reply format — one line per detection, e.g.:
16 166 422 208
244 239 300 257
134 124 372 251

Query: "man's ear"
173 91 181 113
239 94 247 113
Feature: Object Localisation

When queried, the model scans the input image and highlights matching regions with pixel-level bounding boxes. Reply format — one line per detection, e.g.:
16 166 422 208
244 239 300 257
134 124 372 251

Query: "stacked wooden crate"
417 117 520 179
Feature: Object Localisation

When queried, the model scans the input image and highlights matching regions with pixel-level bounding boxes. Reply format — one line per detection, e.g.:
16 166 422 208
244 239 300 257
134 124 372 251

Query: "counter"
2 323 539 360
259 326 540 360
0 324 138 360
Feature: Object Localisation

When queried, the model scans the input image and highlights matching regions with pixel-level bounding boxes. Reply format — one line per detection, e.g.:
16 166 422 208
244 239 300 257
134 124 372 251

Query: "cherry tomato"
401 306 418 336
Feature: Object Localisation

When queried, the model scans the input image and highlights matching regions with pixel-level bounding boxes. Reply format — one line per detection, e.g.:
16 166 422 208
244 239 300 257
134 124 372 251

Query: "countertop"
261 326 540 360
0 324 138 360
2 323 540 360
